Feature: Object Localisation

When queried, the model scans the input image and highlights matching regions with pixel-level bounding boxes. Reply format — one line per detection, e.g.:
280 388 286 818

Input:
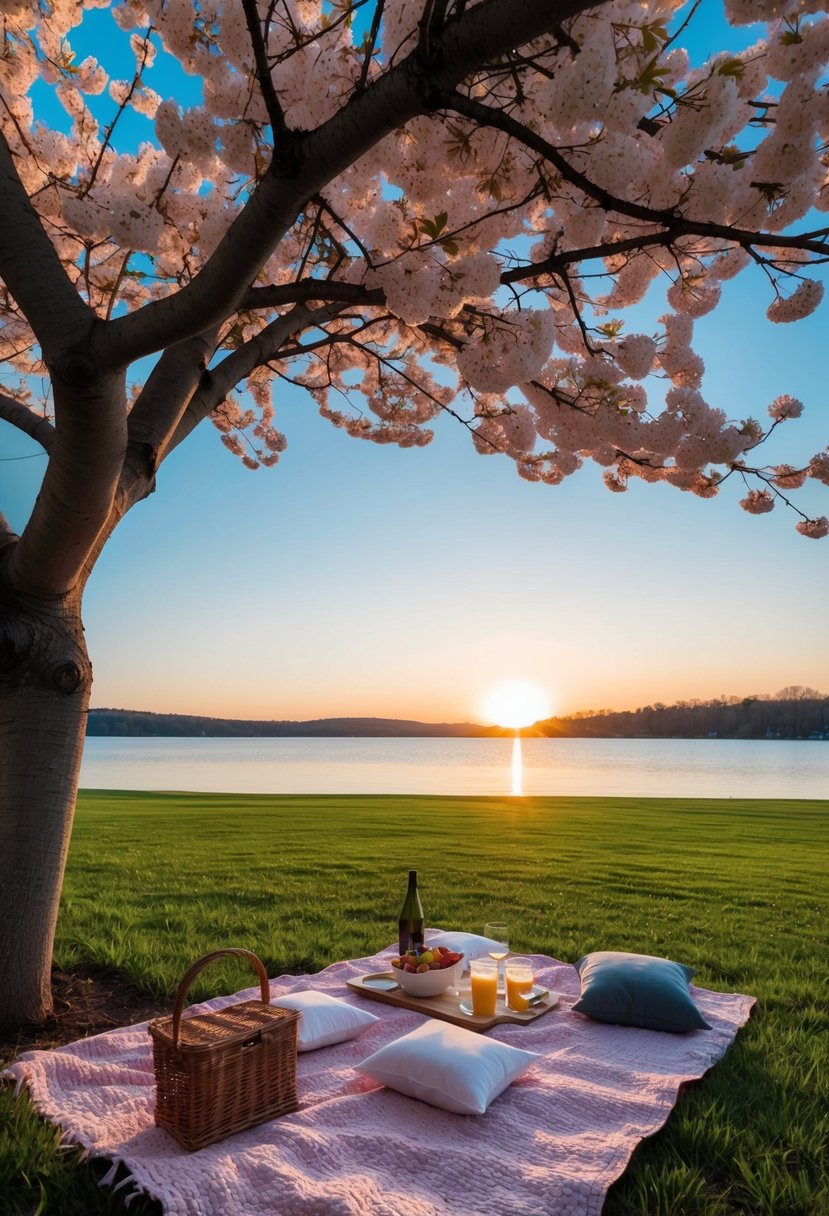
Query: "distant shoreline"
87 703 829 742
87 709 491 739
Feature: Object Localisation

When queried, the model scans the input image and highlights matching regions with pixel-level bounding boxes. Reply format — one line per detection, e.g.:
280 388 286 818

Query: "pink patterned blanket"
5 947 754 1216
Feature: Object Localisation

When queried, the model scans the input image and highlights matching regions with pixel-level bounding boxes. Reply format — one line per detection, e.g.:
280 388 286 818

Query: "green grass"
3 792 828 1215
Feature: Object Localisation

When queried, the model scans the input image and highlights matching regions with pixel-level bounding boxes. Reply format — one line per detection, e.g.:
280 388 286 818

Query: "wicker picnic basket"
148 948 300 1151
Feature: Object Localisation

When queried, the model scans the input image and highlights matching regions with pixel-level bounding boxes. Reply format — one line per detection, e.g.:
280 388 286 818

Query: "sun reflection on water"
511 734 523 796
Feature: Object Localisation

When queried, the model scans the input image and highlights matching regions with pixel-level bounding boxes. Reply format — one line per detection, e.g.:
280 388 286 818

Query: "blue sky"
2 3 828 723
5 269 828 723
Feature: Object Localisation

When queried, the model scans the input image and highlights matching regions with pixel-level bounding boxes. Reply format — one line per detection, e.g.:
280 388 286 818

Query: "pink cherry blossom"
795 516 829 538
740 489 776 514
767 279 824 323
768 395 805 421
810 451 829 485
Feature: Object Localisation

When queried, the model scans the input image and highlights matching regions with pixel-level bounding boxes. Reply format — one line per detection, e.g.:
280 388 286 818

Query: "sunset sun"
483 680 553 729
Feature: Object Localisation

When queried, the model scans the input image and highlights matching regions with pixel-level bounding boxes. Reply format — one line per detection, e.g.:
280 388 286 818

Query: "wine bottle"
398 869 425 957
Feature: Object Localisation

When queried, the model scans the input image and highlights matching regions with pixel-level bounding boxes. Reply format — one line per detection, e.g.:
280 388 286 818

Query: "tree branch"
442 90 681 225
442 91 829 266
357 0 385 91
8 367 128 596
162 303 346 457
419 0 450 59
243 280 385 310
500 225 829 291
0 140 132 595
274 311 393 358
81 30 156 199
127 328 222 468
0 393 55 451
0 133 95 361
313 192 376 265
77 335 223 586
240 0 289 139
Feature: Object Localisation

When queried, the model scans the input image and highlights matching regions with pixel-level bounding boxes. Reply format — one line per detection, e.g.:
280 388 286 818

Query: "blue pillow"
572 951 711 1033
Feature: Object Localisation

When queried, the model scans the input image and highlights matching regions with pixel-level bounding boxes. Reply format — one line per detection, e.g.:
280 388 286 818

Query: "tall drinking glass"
470 958 498 1017
505 957 535 1012
484 921 509 991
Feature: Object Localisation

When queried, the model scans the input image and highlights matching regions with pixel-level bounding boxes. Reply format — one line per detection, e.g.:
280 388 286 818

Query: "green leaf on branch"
597 320 624 338
631 58 673 96
612 20 668 54
419 211 448 240
704 145 749 168
640 22 669 53
445 123 473 164
716 57 745 78
475 175 502 202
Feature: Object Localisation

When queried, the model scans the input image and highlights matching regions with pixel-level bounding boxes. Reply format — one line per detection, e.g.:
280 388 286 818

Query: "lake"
79 736 829 798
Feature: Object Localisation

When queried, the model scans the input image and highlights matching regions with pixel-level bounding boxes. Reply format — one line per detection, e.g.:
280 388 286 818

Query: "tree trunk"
0 579 91 1032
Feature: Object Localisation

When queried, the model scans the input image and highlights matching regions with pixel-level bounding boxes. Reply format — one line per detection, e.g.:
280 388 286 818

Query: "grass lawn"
2 791 827 1215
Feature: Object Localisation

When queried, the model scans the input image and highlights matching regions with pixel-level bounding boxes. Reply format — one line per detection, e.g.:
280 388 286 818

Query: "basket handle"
171 948 271 1048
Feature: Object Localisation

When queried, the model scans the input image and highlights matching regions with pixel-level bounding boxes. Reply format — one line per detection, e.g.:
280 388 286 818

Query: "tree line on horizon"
87 688 829 740
532 687 829 741
85 710 484 738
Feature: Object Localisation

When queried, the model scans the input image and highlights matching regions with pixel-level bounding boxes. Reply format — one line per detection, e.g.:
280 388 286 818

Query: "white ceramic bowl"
393 955 464 998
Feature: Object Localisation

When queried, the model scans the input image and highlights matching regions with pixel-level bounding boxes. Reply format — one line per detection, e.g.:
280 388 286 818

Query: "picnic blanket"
4 946 754 1216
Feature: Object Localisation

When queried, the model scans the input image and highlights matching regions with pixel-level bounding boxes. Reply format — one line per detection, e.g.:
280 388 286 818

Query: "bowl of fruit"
390 946 465 997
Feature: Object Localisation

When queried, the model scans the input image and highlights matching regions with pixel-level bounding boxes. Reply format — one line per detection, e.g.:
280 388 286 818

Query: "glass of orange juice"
505 957 535 1012
470 958 498 1017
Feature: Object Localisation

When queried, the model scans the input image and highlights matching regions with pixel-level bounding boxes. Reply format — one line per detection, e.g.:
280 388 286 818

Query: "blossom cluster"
456 311 556 394
370 251 502 326
767 279 825 323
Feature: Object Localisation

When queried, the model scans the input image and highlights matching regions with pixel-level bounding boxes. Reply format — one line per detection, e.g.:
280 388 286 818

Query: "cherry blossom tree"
1 0 828 1030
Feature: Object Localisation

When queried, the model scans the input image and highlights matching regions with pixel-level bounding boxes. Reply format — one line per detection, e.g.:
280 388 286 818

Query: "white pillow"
275 991 379 1051
355 1019 538 1115
426 931 507 973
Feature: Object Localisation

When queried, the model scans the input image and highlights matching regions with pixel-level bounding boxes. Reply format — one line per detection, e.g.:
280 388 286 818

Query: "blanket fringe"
98 1161 121 1188
110 1171 136 1194
96 1156 147 1208
3 1070 27 1098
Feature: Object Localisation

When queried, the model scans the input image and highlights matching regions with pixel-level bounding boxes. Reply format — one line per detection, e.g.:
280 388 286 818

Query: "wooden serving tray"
347 972 560 1032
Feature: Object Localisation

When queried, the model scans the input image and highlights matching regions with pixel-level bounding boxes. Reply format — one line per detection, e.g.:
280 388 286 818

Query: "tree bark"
0 572 91 1031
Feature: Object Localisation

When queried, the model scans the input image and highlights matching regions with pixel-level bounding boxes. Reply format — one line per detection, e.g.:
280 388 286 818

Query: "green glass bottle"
398 869 425 957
